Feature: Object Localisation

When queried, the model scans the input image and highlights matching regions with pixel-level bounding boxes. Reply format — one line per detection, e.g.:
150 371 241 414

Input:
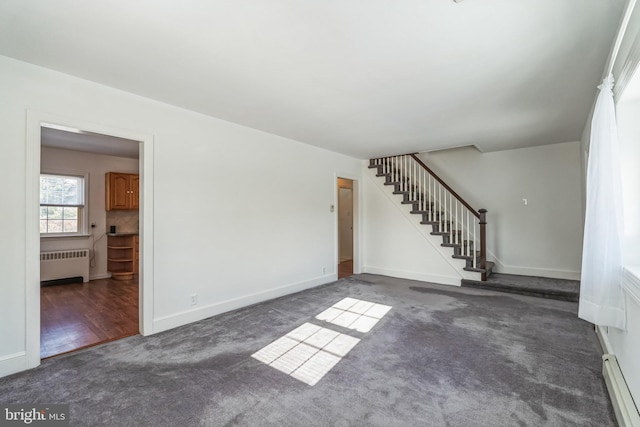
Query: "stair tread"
452 253 479 259
432 230 462 236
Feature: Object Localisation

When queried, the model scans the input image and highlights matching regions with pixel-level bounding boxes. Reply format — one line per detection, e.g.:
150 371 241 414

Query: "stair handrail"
410 154 480 219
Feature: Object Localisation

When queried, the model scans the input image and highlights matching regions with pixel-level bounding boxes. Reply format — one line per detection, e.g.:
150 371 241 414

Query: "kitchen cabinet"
106 172 139 211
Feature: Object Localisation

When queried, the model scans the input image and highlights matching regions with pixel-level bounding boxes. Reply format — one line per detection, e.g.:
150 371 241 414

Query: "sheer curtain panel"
579 74 626 330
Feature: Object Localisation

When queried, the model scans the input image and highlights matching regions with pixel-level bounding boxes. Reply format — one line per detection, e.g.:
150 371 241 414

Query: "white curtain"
579 74 626 330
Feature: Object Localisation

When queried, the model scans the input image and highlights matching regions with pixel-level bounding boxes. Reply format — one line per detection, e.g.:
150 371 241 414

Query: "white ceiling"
41 126 140 159
0 0 625 159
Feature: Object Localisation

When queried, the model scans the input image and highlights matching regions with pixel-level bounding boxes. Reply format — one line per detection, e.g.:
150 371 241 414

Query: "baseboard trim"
490 252 580 280
0 352 27 379
153 273 338 334
362 266 461 286
602 353 640 427
89 273 111 281
596 325 613 354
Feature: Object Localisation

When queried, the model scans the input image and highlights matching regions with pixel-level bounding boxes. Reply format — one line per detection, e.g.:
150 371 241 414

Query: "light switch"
522 198 528 206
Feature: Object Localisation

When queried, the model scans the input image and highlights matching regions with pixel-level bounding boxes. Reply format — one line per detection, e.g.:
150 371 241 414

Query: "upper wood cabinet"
106 172 139 211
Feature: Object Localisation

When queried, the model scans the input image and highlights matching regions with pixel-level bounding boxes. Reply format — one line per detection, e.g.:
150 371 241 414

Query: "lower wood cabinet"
107 234 138 281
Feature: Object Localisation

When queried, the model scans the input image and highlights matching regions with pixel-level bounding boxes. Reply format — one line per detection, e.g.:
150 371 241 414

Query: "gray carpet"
0 274 614 426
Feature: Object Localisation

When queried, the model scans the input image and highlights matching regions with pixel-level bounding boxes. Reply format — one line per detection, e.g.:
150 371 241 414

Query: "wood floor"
338 259 353 279
40 278 139 359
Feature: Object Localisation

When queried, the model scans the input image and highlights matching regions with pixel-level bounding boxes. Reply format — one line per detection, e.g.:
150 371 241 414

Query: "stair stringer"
363 166 482 285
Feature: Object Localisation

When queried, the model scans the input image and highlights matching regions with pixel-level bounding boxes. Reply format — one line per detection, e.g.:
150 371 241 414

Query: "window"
40 173 86 235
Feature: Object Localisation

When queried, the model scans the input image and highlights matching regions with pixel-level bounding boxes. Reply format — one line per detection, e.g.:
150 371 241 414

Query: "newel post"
479 209 487 281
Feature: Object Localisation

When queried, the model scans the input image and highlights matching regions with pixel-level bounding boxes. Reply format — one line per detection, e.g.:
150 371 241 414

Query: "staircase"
368 154 494 281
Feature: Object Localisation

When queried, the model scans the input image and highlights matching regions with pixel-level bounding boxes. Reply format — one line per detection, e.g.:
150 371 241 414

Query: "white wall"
40 147 139 280
362 168 467 286
0 55 361 377
417 142 584 280
616 98 640 265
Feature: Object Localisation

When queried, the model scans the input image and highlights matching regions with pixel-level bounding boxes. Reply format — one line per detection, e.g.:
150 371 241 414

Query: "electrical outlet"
322 267 326 274
190 294 197 306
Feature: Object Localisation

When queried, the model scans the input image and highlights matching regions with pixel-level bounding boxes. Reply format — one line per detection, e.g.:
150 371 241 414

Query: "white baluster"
421 165 425 212
404 155 407 192
406 155 409 194
473 221 477 268
455 200 458 245
411 158 415 201
417 163 421 210
448 193 452 242
416 159 418 203
408 157 411 196
400 155 404 190
466 210 470 257
400 155 403 187
392 156 395 182
438 182 441 229
431 175 434 222
450 193 453 237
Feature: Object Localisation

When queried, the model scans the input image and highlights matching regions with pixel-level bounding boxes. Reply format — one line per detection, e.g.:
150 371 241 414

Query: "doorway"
338 178 354 279
25 111 155 370
39 124 141 358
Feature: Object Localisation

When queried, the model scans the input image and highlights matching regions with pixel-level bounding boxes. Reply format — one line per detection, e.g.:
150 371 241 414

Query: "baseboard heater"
40 249 90 284
602 354 640 427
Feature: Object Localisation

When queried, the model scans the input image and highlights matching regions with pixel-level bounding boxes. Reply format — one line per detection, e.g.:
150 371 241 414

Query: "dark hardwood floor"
338 259 353 279
40 278 139 359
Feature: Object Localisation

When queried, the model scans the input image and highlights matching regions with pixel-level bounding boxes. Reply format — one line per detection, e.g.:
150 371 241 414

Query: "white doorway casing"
25 110 155 370
338 183 354 262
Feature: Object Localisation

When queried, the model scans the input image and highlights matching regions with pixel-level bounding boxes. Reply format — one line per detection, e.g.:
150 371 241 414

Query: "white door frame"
25 110 155 369
335 173 361 275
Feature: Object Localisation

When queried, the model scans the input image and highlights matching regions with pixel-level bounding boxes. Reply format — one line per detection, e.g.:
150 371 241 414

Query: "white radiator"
603 354 640 427
40 249 90 283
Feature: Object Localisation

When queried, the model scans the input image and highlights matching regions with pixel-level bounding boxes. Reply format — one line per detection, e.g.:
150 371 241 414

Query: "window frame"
39 170 89 238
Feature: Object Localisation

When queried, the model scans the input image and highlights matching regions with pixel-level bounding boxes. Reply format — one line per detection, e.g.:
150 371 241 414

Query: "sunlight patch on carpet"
316 297 391 332
252 323 360 386
252 298 391 386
